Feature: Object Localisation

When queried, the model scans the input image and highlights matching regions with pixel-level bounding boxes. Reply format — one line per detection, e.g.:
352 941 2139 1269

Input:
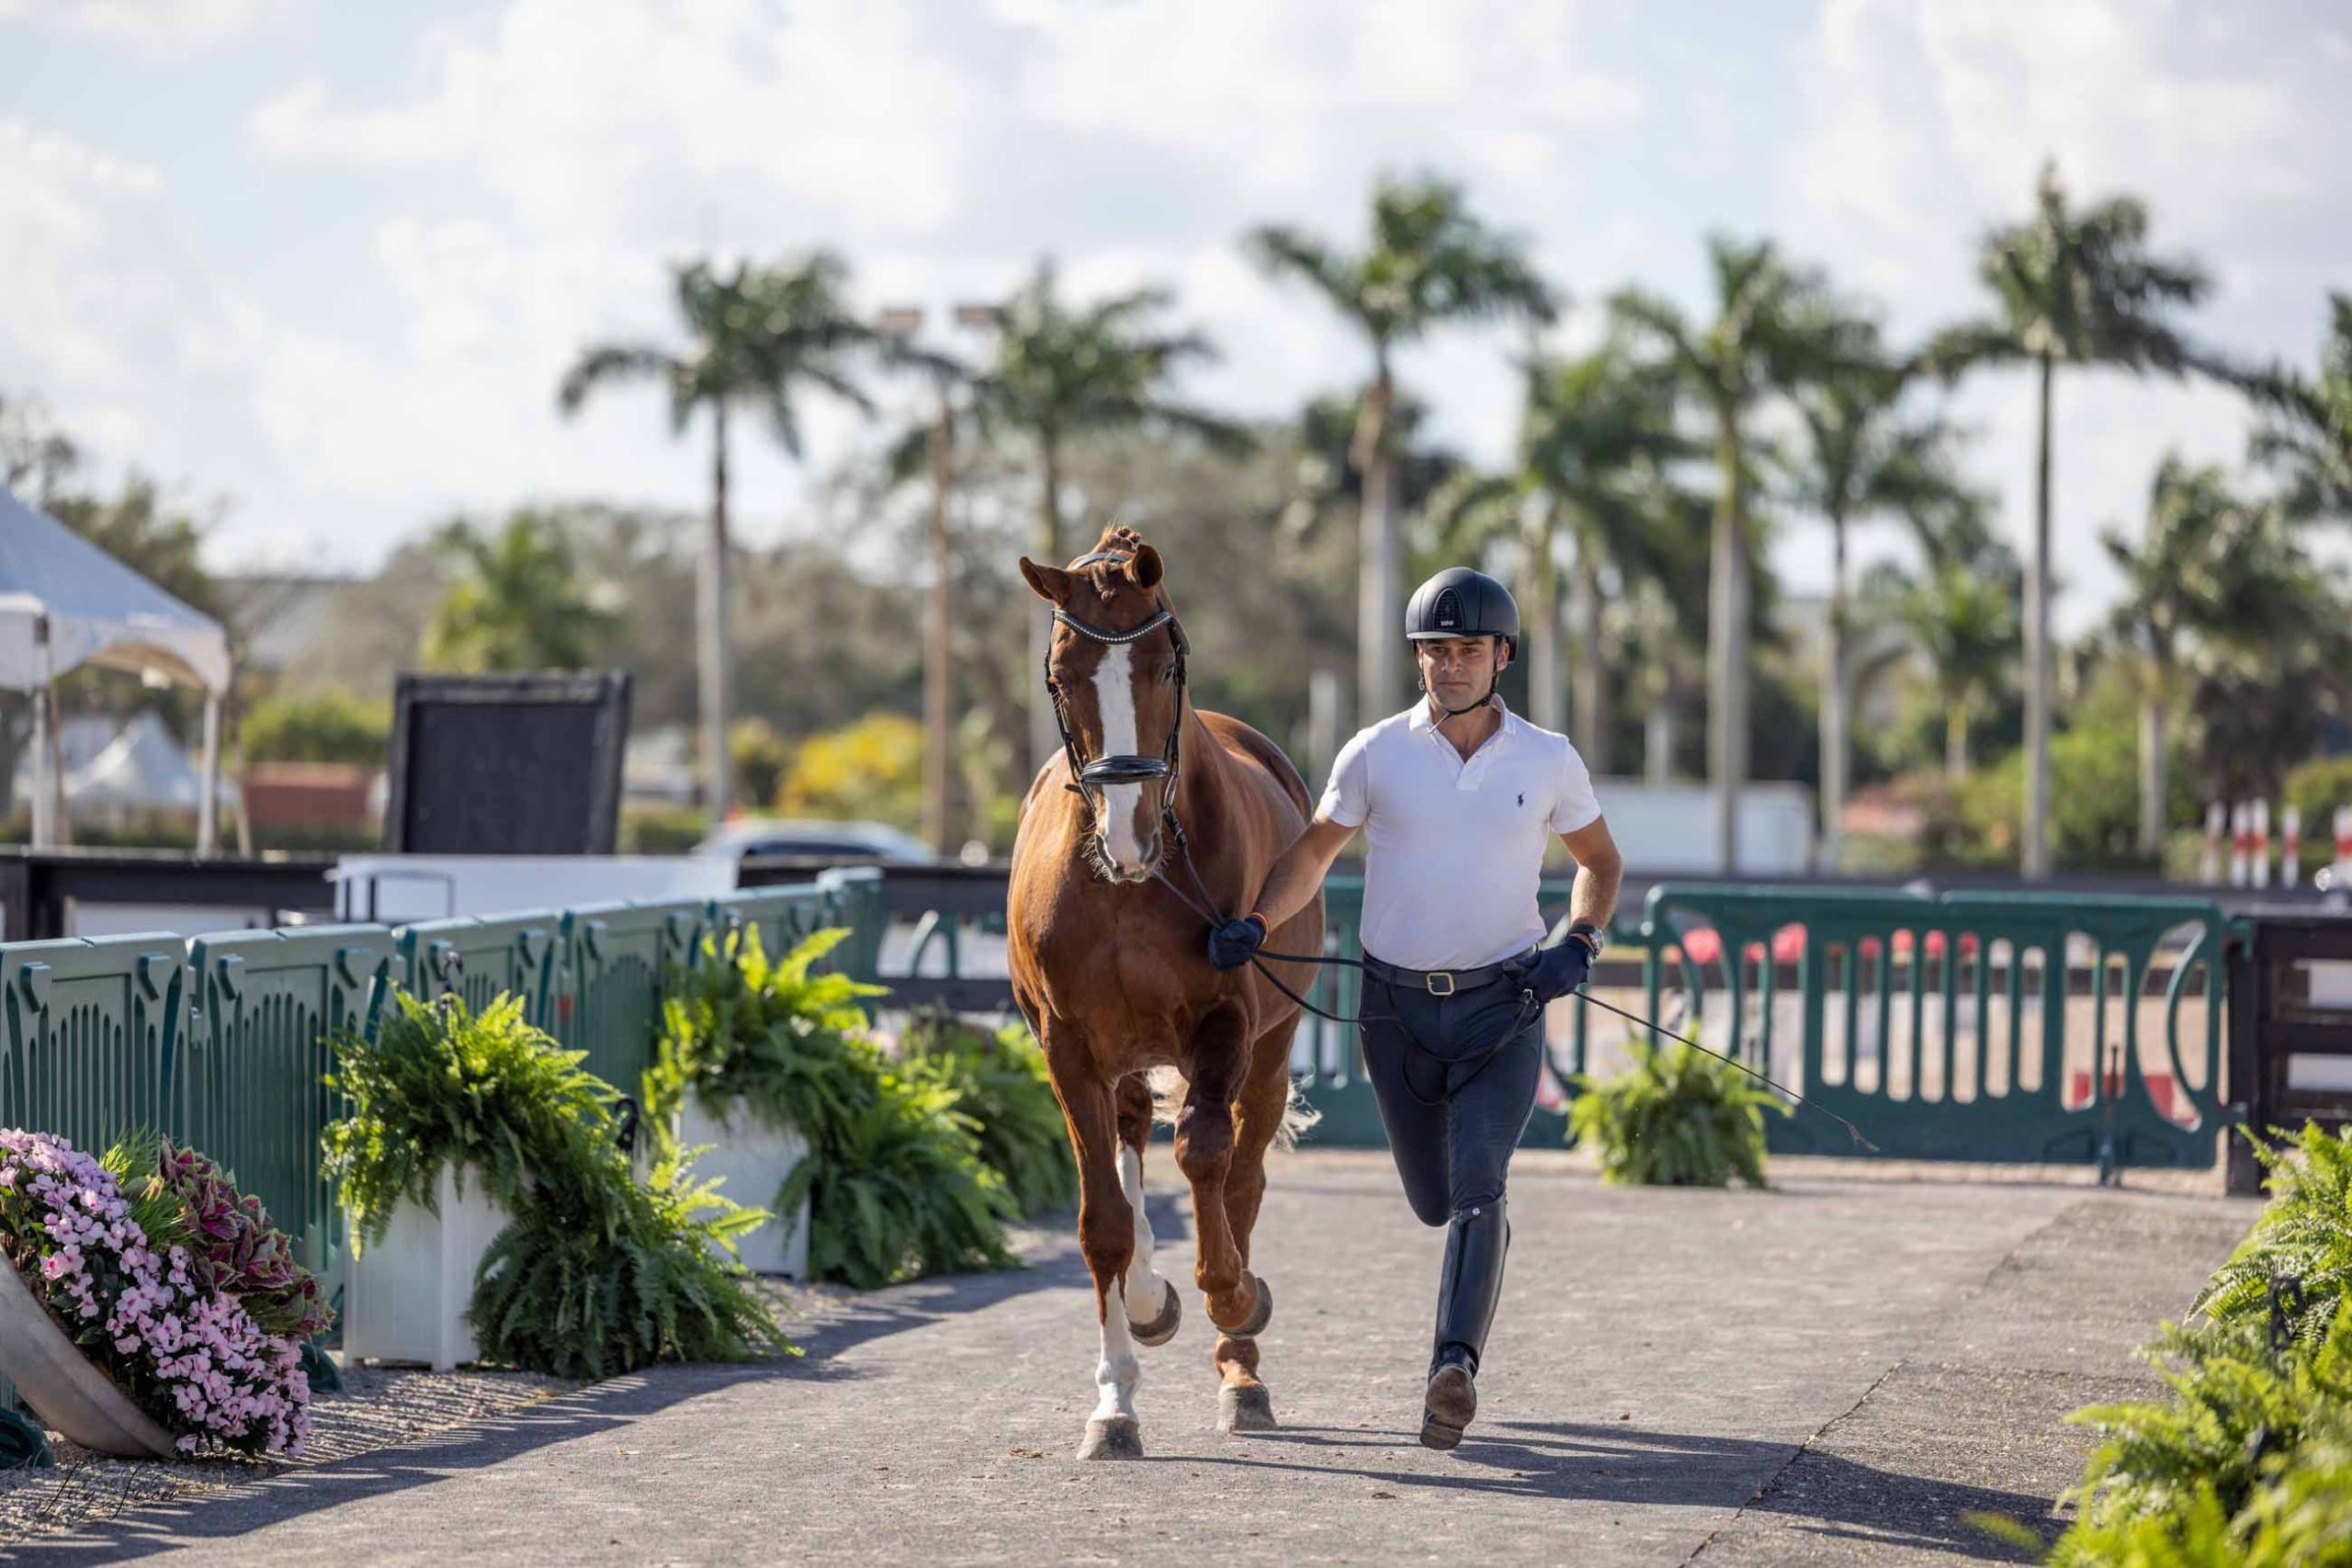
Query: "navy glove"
1512 935 1593 1006
1207 913 1268 972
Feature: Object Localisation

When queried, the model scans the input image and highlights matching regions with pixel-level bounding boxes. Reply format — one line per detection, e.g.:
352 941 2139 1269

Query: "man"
1206 565 1623 1450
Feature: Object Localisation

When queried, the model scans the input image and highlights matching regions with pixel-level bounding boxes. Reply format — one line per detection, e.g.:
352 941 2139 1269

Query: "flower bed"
0 1132 311 1458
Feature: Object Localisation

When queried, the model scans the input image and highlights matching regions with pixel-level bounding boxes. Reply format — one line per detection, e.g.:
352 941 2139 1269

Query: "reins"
1041 549 1874 1152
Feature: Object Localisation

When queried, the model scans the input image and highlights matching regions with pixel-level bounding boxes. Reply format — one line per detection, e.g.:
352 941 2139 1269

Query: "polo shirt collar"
1408 694 1518 739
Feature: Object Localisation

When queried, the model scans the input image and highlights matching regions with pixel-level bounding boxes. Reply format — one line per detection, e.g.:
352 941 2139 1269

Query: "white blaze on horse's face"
1090 641 1160 881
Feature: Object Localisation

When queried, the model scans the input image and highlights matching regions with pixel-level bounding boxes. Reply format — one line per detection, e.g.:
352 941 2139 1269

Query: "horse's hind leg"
1115 1074 1181 1348
1057 1069 1144 1460
1211 1024 1301 1434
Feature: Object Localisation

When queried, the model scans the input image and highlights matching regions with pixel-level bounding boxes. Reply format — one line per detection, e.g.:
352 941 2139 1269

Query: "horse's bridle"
1042 548 1192 814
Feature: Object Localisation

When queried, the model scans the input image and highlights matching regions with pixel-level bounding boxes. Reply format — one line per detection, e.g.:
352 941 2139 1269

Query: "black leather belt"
1362 949 1535 998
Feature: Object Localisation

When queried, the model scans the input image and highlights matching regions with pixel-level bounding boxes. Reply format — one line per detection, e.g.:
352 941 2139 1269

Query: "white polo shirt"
1317 697 1602 972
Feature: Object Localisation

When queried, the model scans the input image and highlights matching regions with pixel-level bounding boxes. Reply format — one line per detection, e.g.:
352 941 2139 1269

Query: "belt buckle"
1426 970 1455 997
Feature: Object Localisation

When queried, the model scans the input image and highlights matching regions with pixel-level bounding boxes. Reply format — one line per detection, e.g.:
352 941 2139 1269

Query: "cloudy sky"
2 0 2346 629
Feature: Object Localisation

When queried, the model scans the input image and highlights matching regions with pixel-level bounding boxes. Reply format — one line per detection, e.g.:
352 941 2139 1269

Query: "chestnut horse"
1008 524 1323 1461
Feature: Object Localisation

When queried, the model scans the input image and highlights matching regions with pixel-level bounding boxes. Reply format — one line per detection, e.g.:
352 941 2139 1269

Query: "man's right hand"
1207 914 1268 972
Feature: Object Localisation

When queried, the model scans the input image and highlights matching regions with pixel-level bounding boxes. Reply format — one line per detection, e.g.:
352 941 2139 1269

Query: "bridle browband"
1043 549 1192 801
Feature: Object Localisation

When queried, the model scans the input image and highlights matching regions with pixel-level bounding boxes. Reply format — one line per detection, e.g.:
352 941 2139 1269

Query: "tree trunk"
1946 702 1969 780
2023 351 2054 879
1355 361 1399 725
1527 502 1561 732
1707 405 1747 873
1820 512 1849 871
1027 427 1066 775
2138 693 2165 857
1573 540 1606 767
923 382 956 854
701 404 733 826
1645 694 1674 784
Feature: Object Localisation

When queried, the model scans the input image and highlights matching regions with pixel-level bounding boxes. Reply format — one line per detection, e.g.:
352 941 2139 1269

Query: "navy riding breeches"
1356 965 1546 1227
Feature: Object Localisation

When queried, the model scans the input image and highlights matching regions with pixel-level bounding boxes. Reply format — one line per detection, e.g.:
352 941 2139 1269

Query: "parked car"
691 818 935 864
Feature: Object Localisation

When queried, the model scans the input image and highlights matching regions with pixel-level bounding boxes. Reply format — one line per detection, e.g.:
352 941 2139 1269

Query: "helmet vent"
1433 589 1463 628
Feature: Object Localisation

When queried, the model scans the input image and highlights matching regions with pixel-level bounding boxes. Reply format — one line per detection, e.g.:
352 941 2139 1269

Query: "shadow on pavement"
1183 1419 2051 1562
7 1193 1163 1565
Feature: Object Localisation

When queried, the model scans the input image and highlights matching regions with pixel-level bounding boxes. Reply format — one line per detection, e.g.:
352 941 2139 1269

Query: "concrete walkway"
15 1151 2256 1566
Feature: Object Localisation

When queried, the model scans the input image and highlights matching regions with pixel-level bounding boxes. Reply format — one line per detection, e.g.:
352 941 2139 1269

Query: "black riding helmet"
1405 567 1520 660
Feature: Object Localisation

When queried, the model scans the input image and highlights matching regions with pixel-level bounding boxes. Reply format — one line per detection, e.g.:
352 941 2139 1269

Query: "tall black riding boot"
1421 1199 1509 1450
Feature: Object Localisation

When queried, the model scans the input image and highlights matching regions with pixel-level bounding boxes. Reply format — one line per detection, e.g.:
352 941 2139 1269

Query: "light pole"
878 303 1001 859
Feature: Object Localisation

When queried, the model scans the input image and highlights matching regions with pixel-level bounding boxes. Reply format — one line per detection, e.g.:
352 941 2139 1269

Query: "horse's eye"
1161 667 1177 683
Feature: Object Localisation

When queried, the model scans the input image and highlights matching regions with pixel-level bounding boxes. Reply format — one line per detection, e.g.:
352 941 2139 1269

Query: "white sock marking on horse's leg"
1093 1283 1141 1424
1091 644 1148 873
1119 1143 1170 1329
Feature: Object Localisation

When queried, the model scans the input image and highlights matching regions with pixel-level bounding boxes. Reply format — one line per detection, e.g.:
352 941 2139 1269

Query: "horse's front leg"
1116 1074 1182 1348
1208 1023 1300 1433
1056 1066 1145 1460
1175 1008 1273 1406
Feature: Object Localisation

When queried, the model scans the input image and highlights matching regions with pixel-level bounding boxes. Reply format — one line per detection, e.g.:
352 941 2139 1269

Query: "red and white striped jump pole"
2200 802 2225 884
2253 800 2273 890
2282 804 2302 891
2336 806 2352 891
2230 802 2251 887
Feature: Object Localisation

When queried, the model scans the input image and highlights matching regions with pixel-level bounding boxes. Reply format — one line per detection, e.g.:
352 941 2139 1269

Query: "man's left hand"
1512 939 1592 1006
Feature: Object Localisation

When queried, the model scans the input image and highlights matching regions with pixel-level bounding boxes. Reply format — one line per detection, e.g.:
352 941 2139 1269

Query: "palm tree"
1786 323 1979 864
2099 457 2234 855
1868 550 2020 779
424 511 618 672
974 258 1248 770
559 253 886 823
1928 162 2230 877
1612 238 1860 870
1433 339 1689 755
2251 293 2352 522
1247 175 1558 725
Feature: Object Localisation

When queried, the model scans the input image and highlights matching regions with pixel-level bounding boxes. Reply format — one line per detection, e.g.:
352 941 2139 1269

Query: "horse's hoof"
1129 1279 1182 1348
1077 1416 1144 1461
1228 1274 1273 1338
1218 1382 1277 1434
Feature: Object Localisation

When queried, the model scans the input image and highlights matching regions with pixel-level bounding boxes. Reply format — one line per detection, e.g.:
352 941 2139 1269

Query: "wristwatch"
1566 921 1605 959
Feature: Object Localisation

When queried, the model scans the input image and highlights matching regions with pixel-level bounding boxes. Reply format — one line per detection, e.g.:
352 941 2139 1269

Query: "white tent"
1 486 232 852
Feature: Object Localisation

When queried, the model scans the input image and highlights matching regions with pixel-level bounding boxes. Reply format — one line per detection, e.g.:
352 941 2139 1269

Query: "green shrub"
648 928 1019 1289
326 987 792 1377
324 992 614 1246
900 1009 1077 1218
2197 1123 2352 1352
2052 1305 2352 1564
1566 1040 1787 1188
241 687 390 766
469 1145 796 1381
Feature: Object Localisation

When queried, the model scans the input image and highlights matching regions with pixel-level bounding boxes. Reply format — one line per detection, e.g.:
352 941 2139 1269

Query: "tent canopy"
0 486 230 694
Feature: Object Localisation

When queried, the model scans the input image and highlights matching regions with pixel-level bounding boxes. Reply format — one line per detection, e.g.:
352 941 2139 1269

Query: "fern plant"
776 1063 1017 1290
650 928 1022 1289
2195 1122 2352 1352
1566 1039 1787 1188
900 1009 1077 1218
324 991 614 1246
469 1145 794 1381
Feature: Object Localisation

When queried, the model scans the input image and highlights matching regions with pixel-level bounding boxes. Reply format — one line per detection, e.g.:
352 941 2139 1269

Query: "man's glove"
1207 913 1269 972
1512 936 1592 1006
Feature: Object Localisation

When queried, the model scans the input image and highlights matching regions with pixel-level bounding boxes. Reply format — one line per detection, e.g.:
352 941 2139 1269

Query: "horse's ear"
1125 546 1163 591
1019 558 1074 604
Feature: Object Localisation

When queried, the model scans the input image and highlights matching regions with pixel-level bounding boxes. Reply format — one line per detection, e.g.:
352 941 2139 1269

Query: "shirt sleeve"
1550 739 1602 834
1317 730 1373 829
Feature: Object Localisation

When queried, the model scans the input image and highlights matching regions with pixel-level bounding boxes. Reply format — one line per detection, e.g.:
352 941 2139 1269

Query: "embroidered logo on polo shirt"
1517 792 1525 807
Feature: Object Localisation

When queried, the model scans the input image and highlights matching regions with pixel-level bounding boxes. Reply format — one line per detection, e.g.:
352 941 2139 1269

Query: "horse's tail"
1147 1066 1321 1152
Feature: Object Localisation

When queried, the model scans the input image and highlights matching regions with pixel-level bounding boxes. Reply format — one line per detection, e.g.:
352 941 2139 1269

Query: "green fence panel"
701 884 838 970
178 924 395 1310
817 867 887 984
392 912 562 1028
557 899 703 1096
1625 884 2234 1173
0 934 186 1156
